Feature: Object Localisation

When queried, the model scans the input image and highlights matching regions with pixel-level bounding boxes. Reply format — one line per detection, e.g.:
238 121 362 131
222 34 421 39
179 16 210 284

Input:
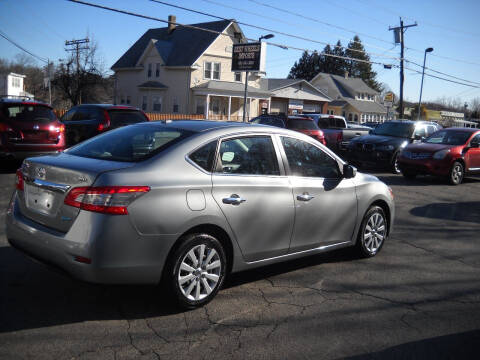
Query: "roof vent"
168 15 176 34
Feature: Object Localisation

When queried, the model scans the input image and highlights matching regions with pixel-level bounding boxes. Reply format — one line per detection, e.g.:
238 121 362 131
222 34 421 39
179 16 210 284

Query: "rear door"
279 136 358 252
211 134 295 262
64 106 102 145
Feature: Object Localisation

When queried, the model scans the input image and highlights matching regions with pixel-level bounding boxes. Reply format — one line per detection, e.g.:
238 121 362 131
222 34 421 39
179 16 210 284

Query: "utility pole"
389 18 417 119
65 38 89 104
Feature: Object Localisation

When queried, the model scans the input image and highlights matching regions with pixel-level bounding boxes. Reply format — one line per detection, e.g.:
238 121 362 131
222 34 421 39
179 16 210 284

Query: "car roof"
0 98 52 108
388 119 438 125
138 120 256 133
441 127 479 133
72 104 141 110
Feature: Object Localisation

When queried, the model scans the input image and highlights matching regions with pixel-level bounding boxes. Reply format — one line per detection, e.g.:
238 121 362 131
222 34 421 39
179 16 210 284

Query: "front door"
211 135 295 262
466 133 480 170
279 136 358 252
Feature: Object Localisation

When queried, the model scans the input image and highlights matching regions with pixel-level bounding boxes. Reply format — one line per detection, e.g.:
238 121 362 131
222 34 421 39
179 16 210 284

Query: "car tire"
449 161 464 185
402 170 417 179
355 206 387 258
390 152 401 174
164 233 226 309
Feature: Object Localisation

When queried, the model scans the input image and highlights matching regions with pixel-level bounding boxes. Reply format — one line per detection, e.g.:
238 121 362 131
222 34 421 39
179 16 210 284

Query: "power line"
405 66 480 88
150 0 401 61
407 60 480 86
0 29 48 63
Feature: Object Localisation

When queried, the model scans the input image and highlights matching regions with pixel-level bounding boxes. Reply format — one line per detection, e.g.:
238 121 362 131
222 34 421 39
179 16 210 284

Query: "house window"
142 96 147 111
196 104 205 115
11 77 21 88
204 62 221 80
120 96 125 104
148 63 152 78
126 96 131 105
211 98 220 114
234 72 242 82
173 97 179 113
153 96 162 112
155 63 160 77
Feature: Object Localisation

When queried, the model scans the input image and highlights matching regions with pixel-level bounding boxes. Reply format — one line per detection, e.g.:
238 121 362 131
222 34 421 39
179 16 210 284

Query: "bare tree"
53 36 111 106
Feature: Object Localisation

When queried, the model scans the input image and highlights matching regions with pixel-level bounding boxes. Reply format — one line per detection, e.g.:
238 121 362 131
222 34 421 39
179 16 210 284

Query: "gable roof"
112 20 232 69
260 78 331 101
311 72 378 98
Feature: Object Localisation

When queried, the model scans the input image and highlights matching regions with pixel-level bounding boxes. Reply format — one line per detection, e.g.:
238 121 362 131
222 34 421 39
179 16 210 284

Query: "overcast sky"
1 0 479 104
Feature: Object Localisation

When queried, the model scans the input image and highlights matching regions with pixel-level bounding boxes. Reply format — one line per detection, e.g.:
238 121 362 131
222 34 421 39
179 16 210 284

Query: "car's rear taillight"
64 186 150 215
97 111 111 132
48 124 65 140
312 130 326 145
0 123 13 133
15 169 24 191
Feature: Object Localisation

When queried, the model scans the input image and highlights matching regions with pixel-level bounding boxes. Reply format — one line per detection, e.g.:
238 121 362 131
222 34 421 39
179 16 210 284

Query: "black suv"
346 120 442 173
61 104 149 146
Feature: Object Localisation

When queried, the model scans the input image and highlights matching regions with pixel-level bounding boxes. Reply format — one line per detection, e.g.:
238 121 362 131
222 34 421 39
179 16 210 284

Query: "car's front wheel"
391 153 401 174
449 161 464 185
355 206 387 258
165 233 226 309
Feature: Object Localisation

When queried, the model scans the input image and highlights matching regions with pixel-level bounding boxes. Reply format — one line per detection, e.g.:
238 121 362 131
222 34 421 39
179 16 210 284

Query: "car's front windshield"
372 122 414 138
425 130 471 145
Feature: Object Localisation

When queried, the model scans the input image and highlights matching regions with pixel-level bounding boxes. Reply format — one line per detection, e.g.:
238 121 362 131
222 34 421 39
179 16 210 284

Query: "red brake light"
64 186 150 215
98 111 111 132
15 169 24 191
0 123 13 132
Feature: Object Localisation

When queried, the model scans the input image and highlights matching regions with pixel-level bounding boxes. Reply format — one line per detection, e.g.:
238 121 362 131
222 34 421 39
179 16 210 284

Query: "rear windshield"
425 130 472 145
372 122 414 138
287 119 317 130
2 105 56 123
250 116 285 127
107 110 148 127
66 124 193 162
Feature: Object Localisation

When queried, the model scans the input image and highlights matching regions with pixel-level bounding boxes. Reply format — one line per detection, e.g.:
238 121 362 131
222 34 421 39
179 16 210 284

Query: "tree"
53 37 111 105
345 35 382 92
288 51 315 80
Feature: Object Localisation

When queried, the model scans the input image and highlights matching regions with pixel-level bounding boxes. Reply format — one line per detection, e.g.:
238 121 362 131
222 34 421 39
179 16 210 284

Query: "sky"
1 0 479 105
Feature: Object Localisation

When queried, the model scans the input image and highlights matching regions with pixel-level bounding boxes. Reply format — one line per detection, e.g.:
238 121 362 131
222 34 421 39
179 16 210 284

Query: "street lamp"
242 34 274 122
417 47 433 120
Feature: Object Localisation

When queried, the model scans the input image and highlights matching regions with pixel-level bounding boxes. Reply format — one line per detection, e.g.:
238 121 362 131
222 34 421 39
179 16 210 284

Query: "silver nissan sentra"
6 120 394 308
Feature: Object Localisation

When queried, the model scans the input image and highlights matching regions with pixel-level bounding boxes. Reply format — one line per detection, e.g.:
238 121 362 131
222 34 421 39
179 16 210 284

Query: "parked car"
306 114 370 154
347 120 442 174
362 122 381 129
61 104 149 146
0 97 66 160
7 120 394 308
250 115 326 145
398 127 480 185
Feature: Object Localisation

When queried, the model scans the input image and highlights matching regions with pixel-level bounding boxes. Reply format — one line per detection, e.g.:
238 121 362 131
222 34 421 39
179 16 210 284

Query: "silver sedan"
6 121 394 308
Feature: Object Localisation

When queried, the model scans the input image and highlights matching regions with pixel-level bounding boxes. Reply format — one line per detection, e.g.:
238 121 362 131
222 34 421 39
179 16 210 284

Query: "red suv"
0 98 66 160
398 127 480 185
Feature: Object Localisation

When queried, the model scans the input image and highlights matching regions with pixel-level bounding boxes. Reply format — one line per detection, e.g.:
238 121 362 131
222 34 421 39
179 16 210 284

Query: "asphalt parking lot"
1 162 479 360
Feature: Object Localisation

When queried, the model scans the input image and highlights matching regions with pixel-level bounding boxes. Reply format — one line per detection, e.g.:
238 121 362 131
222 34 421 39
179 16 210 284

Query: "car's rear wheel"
165 233 226 309
449 161 464 185
355 206 387 258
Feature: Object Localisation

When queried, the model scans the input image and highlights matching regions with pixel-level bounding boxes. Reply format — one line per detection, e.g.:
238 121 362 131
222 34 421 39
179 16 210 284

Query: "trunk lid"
18 153 136 232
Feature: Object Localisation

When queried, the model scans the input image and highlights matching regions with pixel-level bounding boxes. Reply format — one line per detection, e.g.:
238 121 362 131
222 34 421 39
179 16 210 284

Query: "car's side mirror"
343 164 357 179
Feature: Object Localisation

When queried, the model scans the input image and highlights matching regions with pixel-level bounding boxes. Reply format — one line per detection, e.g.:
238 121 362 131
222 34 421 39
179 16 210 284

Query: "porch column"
268 98 271 113
228 96 231 122
205 94 210 119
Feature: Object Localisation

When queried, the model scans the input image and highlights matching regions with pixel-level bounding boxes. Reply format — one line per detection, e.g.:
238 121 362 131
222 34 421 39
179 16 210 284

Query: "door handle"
222 194 246 205
297 193 314 201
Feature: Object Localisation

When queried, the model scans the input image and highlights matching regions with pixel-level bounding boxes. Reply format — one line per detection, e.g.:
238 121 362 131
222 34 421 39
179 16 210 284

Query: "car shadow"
410 201 480 224
345 329 480 360
0 159 21 174
0 245 358 333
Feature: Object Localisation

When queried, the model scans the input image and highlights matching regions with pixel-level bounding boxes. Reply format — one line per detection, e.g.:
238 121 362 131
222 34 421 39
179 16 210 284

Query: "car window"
317 118 330 128
471 134 480 144
335 118 345 128
67 125 193 162
72 107 99 121
2 105 56 123
286 119 318 130
426 125 437 136
413 125 427 138
61 108 76 122
189 140 217 172
281 137 340 178
372 122 414 137
425 130 471 145
251 117 285 127
107 110 148 127
218 136 280 175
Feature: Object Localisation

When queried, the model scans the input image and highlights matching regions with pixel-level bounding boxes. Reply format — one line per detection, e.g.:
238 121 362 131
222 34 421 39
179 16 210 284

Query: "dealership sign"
232 42 265 72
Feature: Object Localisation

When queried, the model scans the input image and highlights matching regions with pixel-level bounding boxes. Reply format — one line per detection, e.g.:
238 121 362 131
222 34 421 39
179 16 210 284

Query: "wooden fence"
53 109 251 122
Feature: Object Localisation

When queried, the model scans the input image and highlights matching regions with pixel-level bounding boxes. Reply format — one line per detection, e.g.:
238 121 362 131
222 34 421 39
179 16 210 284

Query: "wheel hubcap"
452 165 462 183
178 244 221 301
364 212 386 253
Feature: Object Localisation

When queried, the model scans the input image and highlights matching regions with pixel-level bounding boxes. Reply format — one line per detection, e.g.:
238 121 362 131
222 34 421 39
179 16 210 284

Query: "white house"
0 72 31 99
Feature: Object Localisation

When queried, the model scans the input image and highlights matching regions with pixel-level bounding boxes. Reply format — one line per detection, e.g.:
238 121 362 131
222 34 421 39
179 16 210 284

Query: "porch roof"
192 80 273 98
330 99 387 114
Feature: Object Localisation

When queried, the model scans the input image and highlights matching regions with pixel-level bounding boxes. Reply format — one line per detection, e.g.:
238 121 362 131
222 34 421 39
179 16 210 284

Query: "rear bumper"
6 192 179 284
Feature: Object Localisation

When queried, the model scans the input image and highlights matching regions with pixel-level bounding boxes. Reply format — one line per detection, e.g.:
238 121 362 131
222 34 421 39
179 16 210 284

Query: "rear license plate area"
25 183 58 216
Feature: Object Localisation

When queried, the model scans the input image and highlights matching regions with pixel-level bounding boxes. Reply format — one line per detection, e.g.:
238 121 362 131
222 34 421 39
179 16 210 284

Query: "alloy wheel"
451 163 463 185
363 212 386 253
178 244 222 301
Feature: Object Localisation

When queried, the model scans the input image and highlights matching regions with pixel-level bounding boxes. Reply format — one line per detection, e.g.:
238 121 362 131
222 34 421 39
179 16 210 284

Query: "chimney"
344 71 349 79
168 15 176 34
